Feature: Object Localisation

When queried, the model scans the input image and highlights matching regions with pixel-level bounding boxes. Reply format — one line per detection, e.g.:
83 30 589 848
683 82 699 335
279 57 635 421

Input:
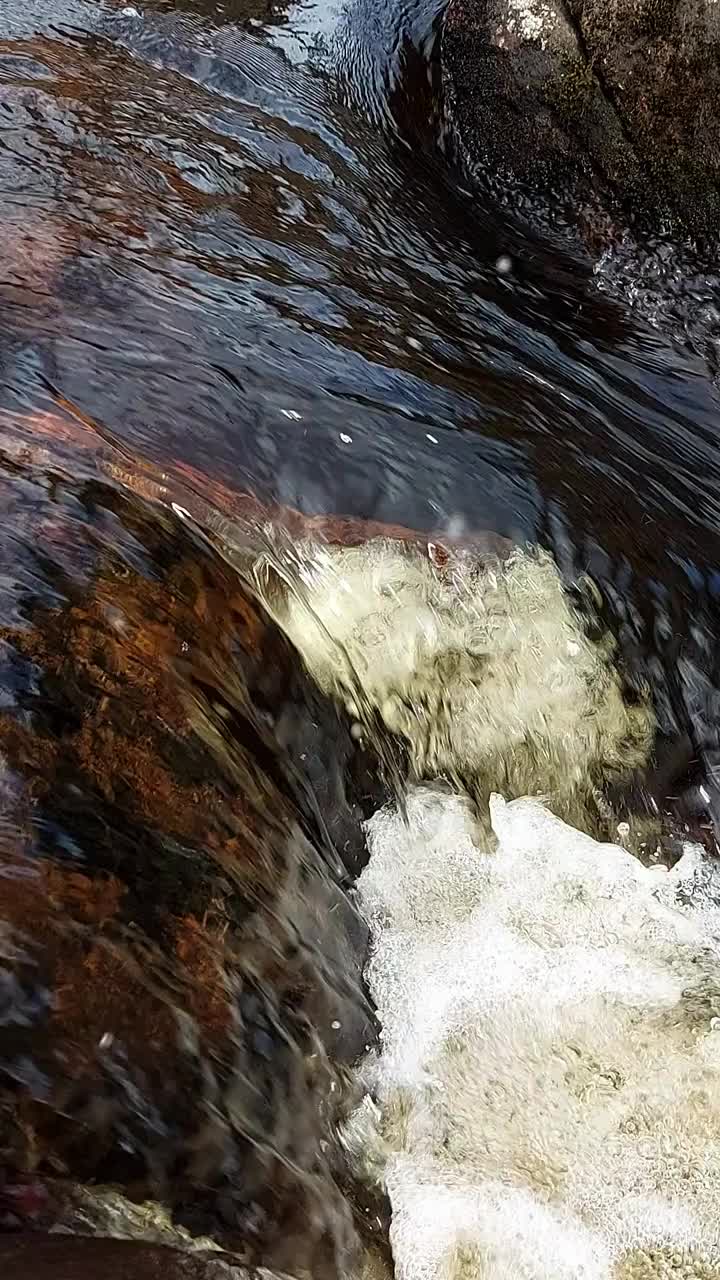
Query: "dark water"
2 0 719 570
2 0 720 796
1 0 720 1265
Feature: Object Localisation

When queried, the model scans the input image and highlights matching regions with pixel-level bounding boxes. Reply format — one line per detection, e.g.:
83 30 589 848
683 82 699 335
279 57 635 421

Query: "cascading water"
351 786 720 1279
252 533 720 1279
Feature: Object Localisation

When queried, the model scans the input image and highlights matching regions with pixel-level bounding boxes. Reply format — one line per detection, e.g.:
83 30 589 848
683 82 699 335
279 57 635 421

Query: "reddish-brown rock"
0 436 385 1277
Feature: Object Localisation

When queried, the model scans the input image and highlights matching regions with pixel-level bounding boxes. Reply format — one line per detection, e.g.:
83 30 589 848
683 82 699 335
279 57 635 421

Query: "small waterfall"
254 535 653 837
250 531 720 1279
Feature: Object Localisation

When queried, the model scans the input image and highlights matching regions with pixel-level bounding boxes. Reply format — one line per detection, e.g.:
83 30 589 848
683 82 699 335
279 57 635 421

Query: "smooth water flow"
2 0 720 583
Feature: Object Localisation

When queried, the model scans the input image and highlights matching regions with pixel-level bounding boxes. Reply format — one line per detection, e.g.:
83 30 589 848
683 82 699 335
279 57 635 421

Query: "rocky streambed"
0 403 716 1279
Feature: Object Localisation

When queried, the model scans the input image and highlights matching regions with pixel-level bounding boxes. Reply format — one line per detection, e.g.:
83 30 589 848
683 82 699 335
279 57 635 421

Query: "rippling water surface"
4 0 720 782
2 0 719 570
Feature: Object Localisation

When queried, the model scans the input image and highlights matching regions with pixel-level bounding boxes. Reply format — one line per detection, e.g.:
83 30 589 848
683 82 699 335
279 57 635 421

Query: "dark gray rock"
574 0 720 232
443 0 720 237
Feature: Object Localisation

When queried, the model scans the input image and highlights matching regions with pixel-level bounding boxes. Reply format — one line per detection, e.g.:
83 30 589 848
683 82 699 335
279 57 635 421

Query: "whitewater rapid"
244 532 720 1278
348 786 720 1279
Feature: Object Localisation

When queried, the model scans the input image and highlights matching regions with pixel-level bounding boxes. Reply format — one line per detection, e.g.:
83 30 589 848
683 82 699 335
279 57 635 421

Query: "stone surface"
0 441 387 1278
575 0 720 230
0 1235 252 1280
442 0 720 236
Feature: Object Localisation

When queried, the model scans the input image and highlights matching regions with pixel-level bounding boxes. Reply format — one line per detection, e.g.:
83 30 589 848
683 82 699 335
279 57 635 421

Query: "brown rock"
0 1234 248 1280
0 407 511 565
0 458 381 1277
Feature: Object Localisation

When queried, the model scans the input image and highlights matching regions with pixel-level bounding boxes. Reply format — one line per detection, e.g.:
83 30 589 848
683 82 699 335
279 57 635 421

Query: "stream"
2 0 720 1271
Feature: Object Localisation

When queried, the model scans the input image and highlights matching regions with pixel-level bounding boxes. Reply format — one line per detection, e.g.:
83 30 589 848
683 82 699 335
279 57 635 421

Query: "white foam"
353 786 720 1279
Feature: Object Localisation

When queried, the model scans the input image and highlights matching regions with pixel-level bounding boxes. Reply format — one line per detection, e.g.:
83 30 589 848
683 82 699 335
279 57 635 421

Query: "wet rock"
104 454 514 569
442 0 720 238
0 455 385 1278
574 0 720 233
0 405 512 569
0 1234 250 1280
0 1231 390 1280
443 0 632 232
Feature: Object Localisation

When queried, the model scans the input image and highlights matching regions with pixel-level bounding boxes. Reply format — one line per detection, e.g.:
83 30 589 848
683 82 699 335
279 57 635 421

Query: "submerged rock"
0 1234 256 1280
0 452 387 1277
0 1231 390 1280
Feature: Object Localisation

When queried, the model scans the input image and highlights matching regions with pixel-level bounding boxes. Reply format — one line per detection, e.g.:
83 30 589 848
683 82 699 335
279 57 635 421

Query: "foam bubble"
352 786 720 1279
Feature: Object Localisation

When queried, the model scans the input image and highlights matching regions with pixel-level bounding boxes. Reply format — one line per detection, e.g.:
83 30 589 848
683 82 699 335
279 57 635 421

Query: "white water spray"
248 532 720 1276
348 786 720 1279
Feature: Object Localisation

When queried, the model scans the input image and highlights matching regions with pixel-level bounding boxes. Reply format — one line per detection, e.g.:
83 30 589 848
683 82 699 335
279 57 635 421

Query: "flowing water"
2 0 720 1270
4 0 720 784
353 786 720 1278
